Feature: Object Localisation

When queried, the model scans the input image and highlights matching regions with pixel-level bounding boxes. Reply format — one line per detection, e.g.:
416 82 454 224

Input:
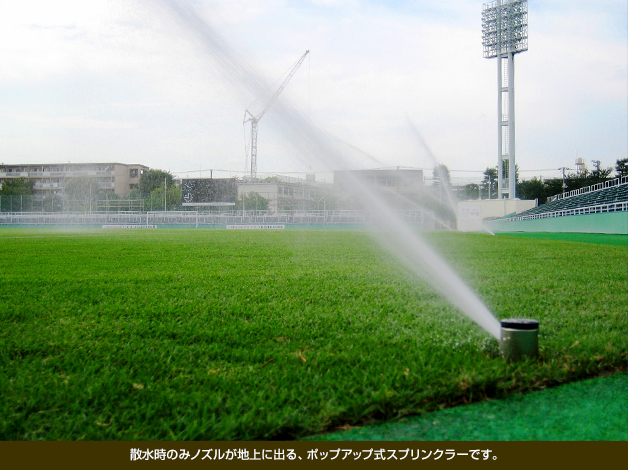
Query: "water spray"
499 319 539 362
158 0 503 340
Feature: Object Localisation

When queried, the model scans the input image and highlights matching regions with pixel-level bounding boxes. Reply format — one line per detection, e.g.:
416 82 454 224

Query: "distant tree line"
459 158 627 204
0 178 37 211
2 159 626 213
0 177 35 196
517 159 625 204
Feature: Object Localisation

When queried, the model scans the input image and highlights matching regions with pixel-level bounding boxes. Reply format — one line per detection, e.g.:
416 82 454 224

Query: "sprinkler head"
500 319 539 362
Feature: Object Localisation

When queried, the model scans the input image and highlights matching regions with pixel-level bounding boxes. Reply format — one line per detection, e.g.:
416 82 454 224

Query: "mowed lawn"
0 228 626 440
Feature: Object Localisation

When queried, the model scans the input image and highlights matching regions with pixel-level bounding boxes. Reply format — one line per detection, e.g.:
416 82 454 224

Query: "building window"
130 169 139 178
130 184 139 190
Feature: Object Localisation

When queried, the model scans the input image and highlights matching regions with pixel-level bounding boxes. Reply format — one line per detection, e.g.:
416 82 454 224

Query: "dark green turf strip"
497 232 628 246
305 373 628 441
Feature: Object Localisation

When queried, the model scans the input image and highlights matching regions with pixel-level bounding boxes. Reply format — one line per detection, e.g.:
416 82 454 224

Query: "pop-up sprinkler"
500 319 539 362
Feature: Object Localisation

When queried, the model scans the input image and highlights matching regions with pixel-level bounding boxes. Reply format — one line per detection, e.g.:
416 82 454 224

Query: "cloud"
2 112 136 130
0 0 625 180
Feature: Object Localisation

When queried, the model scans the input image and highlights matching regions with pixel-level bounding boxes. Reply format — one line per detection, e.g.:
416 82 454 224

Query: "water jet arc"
157 0 503 339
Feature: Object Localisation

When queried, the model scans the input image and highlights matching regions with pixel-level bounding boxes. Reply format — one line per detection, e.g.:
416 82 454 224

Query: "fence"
0 194 325 213
491 201 628 223
0 195 38 212
0 195 149 213
0 209 434 228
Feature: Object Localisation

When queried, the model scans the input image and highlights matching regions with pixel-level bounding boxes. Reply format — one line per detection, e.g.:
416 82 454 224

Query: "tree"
432 164 451 188
144 184 182 211
0 178 35 196
517 177 547 203
517 162 616 205
236 192 269 211
545 178 565 198
432 164 451 202
482 167 498 199
615 158 628 178
140 169 175 196
461 183 480 200
0 178 35 211
588 163 613 184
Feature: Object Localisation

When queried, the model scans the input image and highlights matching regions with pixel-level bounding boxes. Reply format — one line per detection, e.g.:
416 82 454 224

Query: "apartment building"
0 162 149 198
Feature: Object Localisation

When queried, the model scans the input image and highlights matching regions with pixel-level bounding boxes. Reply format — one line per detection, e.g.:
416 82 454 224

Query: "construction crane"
244 50 309 179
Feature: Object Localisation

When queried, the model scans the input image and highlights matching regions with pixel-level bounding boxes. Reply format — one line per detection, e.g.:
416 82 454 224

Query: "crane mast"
244 50 309 179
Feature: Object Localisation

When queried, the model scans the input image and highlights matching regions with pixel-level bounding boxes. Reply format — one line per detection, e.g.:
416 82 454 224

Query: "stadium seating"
515 183 628 218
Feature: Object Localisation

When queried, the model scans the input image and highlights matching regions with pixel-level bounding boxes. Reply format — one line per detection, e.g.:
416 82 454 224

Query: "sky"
0 0 626 185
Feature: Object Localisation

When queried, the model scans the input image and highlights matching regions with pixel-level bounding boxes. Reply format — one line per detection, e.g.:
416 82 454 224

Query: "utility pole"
558 167 572 194
488 172 493 199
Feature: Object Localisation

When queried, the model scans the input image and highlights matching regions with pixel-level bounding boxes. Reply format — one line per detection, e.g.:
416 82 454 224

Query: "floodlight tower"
482 0 528 199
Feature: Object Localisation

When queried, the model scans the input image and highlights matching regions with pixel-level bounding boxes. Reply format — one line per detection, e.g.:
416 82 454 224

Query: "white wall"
457 199 536 232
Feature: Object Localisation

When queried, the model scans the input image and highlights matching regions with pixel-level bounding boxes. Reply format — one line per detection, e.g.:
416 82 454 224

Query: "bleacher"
514 181 628 219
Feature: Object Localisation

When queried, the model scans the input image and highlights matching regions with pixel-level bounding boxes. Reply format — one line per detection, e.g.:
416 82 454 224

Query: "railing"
548 176 628 203
0 210 432 227
491 201 628 223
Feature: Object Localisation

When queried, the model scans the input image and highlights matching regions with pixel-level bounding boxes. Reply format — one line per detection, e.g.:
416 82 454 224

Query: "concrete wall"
113 164 139 198
485 212 628 234
457 199 536 232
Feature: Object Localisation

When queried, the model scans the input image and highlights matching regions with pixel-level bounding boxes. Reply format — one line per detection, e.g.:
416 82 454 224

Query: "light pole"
482 0 528 199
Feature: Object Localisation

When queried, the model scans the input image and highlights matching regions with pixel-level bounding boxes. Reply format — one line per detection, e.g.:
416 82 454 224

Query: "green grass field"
1 228 626 440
